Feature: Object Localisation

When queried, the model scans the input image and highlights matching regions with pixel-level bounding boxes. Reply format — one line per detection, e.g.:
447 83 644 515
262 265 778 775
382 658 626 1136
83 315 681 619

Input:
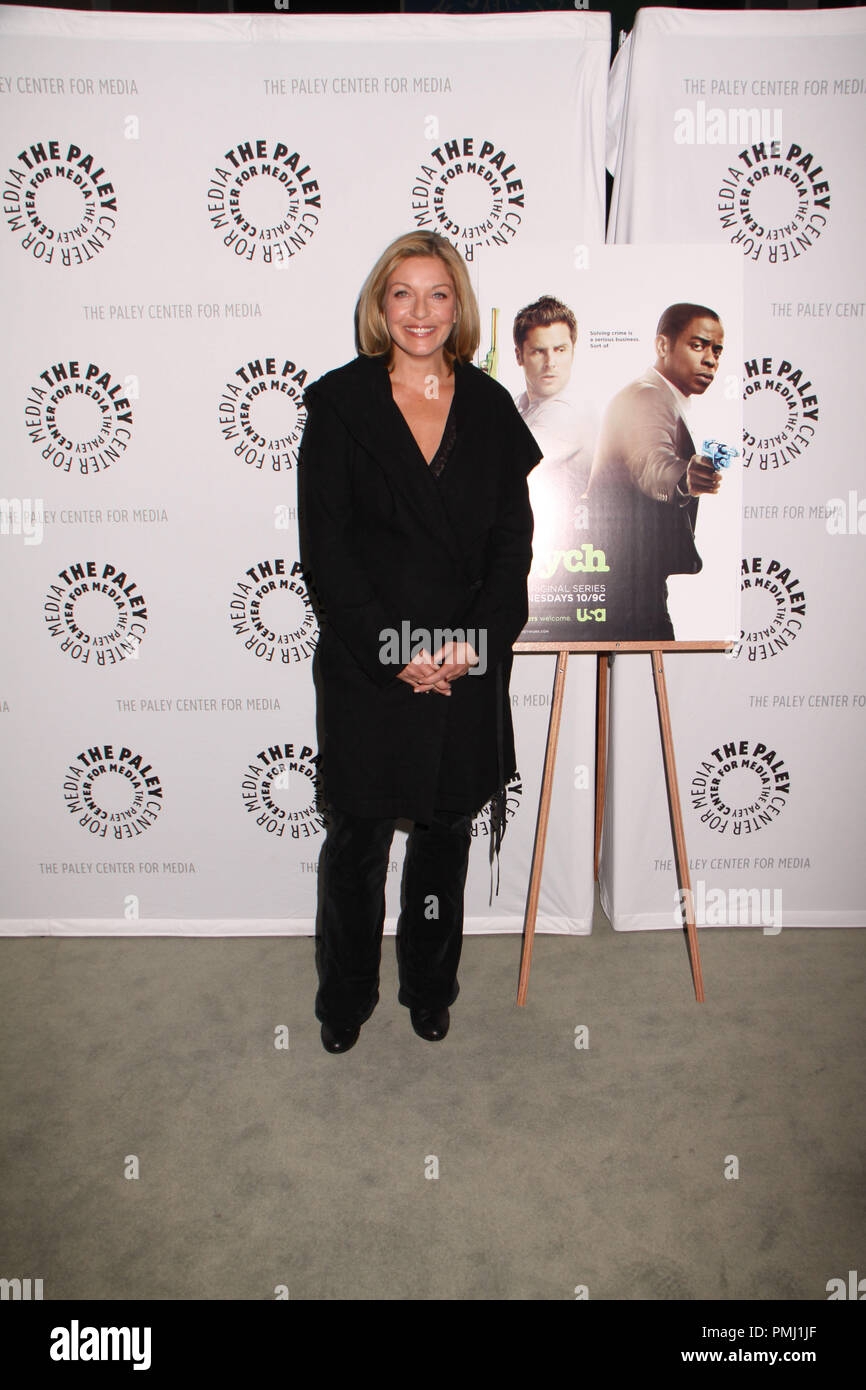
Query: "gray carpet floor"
1 894 863 1302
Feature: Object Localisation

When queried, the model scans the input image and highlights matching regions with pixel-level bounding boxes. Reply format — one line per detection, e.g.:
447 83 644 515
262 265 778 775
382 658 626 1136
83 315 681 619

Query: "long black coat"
297 353 541 823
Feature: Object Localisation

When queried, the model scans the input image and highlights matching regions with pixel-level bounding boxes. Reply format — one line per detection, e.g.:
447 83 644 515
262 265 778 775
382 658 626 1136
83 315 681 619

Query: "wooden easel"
516 641 729 1006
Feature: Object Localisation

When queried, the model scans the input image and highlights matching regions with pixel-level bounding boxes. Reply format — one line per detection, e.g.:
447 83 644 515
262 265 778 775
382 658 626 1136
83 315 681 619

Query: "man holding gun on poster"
587 302 728 641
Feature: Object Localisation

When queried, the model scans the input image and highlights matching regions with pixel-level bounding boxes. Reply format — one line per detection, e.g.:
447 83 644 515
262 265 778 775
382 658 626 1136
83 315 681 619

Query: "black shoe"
321 1020 361 1053
410 1006 450 1042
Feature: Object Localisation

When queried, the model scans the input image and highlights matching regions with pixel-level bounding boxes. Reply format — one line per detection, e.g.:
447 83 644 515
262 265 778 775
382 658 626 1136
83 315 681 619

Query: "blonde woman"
298 231 541 1053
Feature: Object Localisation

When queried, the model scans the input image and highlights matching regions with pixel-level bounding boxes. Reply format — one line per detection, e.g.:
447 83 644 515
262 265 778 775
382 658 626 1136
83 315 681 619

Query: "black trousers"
314 806 473 1029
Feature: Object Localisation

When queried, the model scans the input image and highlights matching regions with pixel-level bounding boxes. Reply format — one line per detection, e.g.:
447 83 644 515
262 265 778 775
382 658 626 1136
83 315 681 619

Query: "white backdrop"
603 5 866 931
0 5 610 936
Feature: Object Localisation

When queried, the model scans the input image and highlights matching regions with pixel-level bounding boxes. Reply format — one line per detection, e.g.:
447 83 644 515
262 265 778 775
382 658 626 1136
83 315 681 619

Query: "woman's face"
383 255 458 366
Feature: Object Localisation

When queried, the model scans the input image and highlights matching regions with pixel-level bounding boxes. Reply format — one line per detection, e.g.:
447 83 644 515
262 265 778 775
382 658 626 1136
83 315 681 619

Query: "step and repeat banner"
603 6 866 931
0 5 610 935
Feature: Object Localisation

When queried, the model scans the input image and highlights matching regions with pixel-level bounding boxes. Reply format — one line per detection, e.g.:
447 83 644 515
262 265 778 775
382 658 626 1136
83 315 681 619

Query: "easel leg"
594 653 610 882
650 650 706 1003
517 650 569 1006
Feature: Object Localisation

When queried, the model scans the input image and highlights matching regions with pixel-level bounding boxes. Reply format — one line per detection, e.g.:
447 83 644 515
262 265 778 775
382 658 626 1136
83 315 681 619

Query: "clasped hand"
397 641 479 696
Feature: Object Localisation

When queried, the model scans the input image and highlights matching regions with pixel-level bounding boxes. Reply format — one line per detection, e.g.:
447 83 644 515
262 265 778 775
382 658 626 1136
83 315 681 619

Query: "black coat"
297 353 541 823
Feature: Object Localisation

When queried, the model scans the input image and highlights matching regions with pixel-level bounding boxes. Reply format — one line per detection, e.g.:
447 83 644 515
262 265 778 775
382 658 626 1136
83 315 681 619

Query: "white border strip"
0 5 610 45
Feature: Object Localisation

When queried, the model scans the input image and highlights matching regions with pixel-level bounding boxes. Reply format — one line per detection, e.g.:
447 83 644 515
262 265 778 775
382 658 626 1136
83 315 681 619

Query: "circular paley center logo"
218 356 308 472
742 354 819 471
471 770 523 838
25 359 134 476
730 556 806 663
4 139 117 266
230 557 318 665
411 136 524 260
717 138 834 265
207 139 321 266
717 139 830 265
63 743 164 839
44 560 149 665
690 739 791 837
241 739 323 840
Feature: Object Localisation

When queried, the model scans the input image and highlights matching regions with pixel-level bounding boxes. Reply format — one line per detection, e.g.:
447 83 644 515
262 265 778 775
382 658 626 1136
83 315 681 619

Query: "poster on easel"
474 243 744 648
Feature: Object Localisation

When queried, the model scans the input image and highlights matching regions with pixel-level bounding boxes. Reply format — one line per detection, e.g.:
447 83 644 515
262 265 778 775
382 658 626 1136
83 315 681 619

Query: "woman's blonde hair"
356 231 480 368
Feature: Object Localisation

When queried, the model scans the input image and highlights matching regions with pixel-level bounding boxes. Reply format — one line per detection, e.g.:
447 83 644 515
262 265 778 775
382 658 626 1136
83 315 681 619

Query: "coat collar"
308 352 480 436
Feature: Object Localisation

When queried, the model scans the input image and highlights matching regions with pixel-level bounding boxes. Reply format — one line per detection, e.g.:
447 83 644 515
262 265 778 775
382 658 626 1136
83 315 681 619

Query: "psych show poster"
474 243 743 648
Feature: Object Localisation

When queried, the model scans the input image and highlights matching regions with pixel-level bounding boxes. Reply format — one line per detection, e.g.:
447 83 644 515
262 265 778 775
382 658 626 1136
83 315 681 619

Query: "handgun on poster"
701 438 740 472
